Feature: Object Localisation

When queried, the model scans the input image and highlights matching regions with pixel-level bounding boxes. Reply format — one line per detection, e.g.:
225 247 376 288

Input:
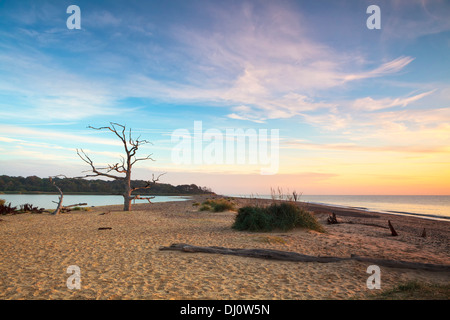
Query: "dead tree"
76 122 164 211
49 176 64 215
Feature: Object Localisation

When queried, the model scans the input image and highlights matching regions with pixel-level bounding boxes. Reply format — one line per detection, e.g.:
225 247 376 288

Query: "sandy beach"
0 195 449 300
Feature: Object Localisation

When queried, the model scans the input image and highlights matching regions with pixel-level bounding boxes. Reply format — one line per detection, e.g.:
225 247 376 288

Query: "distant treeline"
0 175 214 195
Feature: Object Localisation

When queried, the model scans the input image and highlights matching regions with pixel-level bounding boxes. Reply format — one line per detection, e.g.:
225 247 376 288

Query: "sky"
0 0 449 195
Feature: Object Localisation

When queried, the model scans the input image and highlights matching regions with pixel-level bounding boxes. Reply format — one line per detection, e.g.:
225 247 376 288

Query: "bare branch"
130 195 156 203
131 173 166 192
131 154 155 166
88 122 127 148
76 149 124 180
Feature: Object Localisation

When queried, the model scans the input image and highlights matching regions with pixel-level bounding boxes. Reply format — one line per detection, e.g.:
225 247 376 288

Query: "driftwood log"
334 213 430 239
51 202 88 213
159 243 450 273
161 243 345 263
62 203 88 213
327 212 339 224
63 203 88 208
421 228 426 238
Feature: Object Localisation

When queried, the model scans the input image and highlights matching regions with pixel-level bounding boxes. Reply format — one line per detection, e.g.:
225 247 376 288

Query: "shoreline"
3 192 448 222
221 195 450 222
302 200 450 222
0 194 448 300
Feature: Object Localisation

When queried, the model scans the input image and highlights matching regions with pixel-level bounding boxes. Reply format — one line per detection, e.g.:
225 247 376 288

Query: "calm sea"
227 194 450 221
0 194 191 209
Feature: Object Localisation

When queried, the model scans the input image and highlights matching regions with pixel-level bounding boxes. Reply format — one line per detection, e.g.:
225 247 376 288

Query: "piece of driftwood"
55 203 89 213
64 203 88 208
160 243 347 263
327 212 339 224
99 211 111 216
159 243 450 272
98 227 112 230
421 228 426 238
388 220 398 236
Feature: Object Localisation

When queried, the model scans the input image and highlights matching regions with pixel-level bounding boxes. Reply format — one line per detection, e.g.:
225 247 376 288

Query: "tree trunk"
123 172 132 211
123 195 131 211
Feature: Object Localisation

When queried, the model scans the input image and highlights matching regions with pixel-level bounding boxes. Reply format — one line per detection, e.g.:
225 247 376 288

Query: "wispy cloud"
344 56 415 82
0 50 123 121
0 1 418 125
351 90 435 111
0 125 122 147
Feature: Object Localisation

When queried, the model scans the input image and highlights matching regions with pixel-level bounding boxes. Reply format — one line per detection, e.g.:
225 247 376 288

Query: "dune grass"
232 201 324 233
370 281 450 300
199 198 236 212
71 206 91 212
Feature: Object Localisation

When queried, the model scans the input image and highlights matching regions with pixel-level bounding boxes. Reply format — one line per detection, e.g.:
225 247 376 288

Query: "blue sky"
0 0 449 195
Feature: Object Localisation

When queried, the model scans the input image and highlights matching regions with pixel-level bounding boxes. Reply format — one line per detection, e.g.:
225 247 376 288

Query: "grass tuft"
232 201 324 233
198 198 235 212
72 206 90 211
372 281 450 300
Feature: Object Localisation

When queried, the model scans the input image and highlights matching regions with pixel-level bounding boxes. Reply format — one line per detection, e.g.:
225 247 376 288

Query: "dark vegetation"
0 175 214 195
232 201 325 233
369 281 450 300
0 199 44 215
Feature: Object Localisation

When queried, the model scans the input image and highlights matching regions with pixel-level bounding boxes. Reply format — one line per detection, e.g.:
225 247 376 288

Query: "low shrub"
0 202 18 215
199 204 212 211
232 206 273 231
19 203 45 214
71 206 90 211
373 281 450 300
1 202 46 215
233 202 324 233
200 198 235 212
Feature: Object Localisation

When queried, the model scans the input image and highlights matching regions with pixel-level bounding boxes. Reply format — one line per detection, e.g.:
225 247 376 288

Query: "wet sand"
0 195 448 300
